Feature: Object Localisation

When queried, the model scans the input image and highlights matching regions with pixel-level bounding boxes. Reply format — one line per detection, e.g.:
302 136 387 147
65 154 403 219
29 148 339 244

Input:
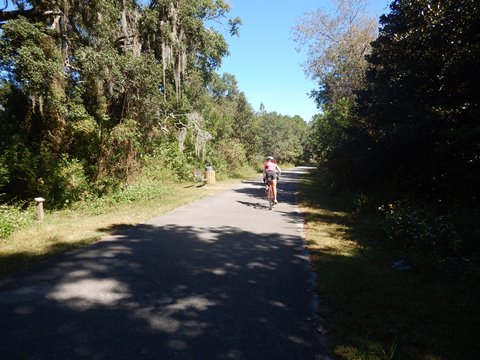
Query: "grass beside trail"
299 172 480 360
0 178 245 278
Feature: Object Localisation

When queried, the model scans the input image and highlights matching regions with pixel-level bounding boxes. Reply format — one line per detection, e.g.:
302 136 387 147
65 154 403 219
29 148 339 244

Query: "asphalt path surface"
0 167 328 360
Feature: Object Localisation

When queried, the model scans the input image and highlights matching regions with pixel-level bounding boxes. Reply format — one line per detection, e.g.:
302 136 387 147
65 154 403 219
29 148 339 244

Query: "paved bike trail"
0 167 328 360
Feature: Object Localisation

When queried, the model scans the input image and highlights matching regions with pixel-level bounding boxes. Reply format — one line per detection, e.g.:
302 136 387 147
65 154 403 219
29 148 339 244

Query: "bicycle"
265 178 275 210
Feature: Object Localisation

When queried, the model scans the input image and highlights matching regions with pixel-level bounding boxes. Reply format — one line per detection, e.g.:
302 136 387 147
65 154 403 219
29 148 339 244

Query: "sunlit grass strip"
300 199 410 359
303 211 358 258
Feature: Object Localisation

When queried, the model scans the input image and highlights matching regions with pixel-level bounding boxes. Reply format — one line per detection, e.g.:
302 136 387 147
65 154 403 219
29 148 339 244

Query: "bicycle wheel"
267 183 274 210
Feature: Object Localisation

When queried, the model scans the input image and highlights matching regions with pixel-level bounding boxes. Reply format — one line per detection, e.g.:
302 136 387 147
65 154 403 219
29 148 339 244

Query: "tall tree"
293 0 378 108
231 92 258 160
0 0 242 204
358 0 480 203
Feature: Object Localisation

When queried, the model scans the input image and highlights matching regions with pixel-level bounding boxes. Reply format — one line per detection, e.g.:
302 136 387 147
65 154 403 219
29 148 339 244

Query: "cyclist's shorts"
265 170 278 181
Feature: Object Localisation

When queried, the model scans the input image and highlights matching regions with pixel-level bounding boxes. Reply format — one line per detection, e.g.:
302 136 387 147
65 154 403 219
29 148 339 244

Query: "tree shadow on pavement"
0 221 326 360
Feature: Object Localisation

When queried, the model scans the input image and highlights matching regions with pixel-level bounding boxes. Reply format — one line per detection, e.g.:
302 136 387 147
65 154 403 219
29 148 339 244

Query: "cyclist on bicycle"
263 156 282 204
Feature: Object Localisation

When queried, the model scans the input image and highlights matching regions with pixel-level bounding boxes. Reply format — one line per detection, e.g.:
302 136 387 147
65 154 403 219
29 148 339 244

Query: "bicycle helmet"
266 156 274 160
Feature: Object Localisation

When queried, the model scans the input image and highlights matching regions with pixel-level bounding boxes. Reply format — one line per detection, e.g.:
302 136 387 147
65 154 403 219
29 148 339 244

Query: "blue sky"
217 0 392 122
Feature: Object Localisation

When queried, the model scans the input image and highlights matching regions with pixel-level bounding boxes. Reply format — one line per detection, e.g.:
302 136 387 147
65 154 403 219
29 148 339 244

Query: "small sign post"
34 197 45 221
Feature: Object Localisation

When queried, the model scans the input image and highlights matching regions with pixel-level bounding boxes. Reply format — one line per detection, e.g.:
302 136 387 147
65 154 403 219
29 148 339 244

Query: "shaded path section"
0 167 327 359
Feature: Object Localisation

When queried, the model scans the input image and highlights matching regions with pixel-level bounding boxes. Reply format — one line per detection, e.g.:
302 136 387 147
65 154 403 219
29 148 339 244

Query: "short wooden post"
34 197 45 221
205 165 216 185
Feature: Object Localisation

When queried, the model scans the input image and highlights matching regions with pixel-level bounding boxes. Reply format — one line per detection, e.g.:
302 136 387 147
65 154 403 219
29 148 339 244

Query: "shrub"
381 202 462 262
147 141 196 181
112 181 169 204
0 204 34 239
56 156 91 206
0 139 38 201
214 138 247 177
99 119 141 182
0 160 9 194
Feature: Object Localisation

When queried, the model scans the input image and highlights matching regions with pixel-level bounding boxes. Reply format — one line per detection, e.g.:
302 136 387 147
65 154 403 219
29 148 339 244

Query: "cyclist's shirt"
265 161 277 172
264 161 279 181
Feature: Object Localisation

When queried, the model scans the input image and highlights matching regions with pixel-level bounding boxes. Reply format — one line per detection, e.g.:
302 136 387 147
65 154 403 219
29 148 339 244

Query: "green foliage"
381 202 462 262
301 1 480 274
357 0 480 203
257 111 308 164
0 17 63 97
208 72 239 101
305 0 479 206
213 138 248 176
70 183 169 217
301 173 480 360
70 155 172 215
111 181 169 205
231 92 258 160
307 98 372 190
0 137 39 201
0 0 309 211
309 98 353 160
54 156 91 206
0 204 34 239
29 151 92 209
151 141 196 181
95 118 142 186
58 156 173 216
64 101 99 168
0 162 9 196
0 0 247 206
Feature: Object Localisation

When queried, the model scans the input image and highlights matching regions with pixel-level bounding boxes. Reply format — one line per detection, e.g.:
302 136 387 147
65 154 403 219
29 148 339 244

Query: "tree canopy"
293 0 378 108
358 0 480 203
303 0 479 206
0 1 309 206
